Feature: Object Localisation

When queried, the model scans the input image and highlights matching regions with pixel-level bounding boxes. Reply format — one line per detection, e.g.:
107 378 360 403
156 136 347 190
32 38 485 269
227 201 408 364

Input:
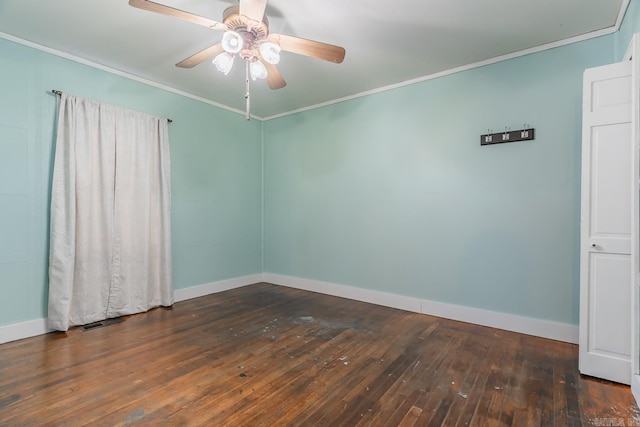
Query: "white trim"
261 27 620 121
632 374 640 407
0 318 50 345
420 299 578 344
630 32 640 381
263 273 422 313
624 29 637 61
0 11 625 123
0 274 263 344
173 273 263 302
617 0 632 30
0 32 256 120
1 273 580 345
263 273 578 344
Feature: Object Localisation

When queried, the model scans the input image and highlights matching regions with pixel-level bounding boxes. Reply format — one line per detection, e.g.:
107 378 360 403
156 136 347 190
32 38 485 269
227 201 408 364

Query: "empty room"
2 0 640 425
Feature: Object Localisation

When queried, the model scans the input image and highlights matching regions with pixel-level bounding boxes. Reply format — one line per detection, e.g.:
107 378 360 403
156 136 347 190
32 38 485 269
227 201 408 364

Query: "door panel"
580 60 632 385
590 253 632 357
591 124 633 253
592 75 632 112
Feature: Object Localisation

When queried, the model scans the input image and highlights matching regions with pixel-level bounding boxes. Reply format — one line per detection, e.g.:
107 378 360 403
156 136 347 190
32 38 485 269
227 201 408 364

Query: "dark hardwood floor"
0 283 638 426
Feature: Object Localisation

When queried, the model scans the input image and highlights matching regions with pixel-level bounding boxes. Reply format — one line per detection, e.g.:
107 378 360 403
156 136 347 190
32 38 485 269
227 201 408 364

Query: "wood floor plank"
0 283 637 426
396 405 422 427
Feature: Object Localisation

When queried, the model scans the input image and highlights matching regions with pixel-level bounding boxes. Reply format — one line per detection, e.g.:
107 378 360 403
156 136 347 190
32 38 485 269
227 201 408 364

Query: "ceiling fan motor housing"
224 6 268 39
222 6 270 60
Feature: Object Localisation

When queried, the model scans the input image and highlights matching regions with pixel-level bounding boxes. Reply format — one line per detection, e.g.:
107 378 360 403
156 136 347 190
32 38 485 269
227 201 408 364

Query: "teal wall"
0 38 262 327
2 2 638 329
617 0 640 59
263 36 614 325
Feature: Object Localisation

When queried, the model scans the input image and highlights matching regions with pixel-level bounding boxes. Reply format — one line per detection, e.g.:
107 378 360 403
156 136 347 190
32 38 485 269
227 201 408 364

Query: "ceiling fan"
129 0 346 118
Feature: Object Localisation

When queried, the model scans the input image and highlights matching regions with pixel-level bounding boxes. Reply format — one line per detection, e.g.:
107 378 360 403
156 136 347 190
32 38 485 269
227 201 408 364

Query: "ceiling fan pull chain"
245 59 251 120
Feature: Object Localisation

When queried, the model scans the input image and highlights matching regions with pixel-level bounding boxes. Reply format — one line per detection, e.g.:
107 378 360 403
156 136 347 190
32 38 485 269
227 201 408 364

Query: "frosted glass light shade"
212 52 234 75
259 42 281 65
250 60 267 80
221 31 243 54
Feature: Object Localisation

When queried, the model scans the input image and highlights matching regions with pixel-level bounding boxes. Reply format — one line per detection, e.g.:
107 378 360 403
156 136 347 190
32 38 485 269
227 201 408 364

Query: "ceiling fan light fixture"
221 30 244 54
259 42 281 65
250 60 268 80
212 52 234 75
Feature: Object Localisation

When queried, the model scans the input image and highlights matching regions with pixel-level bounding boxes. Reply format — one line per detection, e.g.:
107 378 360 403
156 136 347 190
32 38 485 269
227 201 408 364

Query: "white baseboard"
0 318 50 345
632 374 640 407
420 299 578 344
263 273 422 313
173 273 263 302
263 273 579 344
2 273 579 345
0 273 263 345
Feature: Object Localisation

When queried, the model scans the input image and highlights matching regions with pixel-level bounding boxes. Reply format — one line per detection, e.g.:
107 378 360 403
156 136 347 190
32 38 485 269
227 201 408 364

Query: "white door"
580 61 633 385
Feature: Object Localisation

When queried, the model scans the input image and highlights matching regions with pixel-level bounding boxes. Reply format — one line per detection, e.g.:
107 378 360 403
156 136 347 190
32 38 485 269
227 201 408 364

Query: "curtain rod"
51 90 173 123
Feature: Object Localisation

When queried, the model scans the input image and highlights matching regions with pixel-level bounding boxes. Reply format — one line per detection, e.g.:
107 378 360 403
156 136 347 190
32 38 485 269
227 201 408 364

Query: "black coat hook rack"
480 126 534 146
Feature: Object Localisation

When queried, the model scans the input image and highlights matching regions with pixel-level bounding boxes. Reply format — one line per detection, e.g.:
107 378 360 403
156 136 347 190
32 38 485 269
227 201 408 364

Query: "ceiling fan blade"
264 63 286 90
129 0 227 31
239 0 267 25
176 44 225 68
270 34 345 64
256 51 286 89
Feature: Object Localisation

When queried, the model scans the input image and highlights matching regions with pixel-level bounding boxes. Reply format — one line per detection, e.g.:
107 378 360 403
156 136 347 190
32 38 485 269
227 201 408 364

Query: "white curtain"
48 93 173 331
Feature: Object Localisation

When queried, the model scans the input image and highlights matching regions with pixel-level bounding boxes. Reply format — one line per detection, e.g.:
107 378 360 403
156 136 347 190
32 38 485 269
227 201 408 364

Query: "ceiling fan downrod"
245 59 251 121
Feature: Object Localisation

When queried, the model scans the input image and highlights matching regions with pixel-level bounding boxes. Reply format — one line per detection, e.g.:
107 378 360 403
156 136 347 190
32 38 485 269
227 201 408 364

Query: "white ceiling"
0 0 628 119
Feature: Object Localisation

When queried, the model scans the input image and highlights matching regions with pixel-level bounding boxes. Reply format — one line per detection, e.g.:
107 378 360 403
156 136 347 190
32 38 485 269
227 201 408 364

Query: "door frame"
624 32 640 405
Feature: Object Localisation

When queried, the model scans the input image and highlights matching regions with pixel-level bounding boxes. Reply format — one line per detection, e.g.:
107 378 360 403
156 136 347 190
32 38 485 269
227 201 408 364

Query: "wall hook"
481 125 535 146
